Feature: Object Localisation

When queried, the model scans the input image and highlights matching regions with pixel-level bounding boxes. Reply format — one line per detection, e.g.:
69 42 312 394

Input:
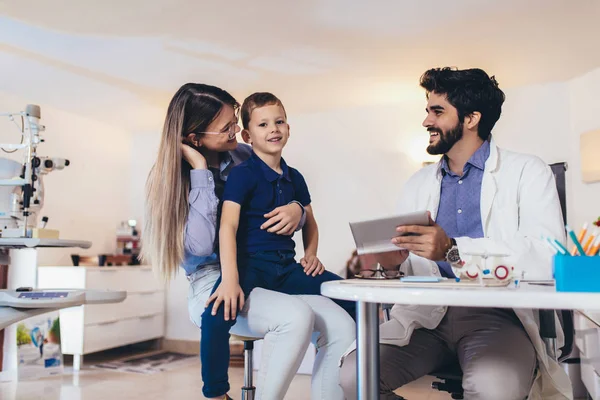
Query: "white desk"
0 238 91 375
0 289 127 330
321 280 600 400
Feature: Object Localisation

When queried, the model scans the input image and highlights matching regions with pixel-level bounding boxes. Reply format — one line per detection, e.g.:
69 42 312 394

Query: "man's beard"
426 121 464 155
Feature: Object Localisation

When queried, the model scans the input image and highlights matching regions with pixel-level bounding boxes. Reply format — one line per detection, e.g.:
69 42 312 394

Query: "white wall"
566 68 600 231
0 92 133 266
130 132 159 228
492 66 600 232
494 81 570 164
285 102 427 275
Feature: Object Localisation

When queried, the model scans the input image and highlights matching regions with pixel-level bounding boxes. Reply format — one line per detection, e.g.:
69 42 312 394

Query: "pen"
543 237 558 254
553 239 570 255
588 236 600 256
545 237 568 255
583 228 598 253
566 225 586 256
571 222 588 255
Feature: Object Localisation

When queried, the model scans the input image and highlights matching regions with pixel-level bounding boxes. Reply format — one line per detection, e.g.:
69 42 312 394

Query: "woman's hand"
181 143 207 170
206 279 245 321
300 254 325 276
261 202 303 235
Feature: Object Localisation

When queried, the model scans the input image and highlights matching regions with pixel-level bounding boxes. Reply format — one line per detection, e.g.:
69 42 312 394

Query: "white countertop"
0 289 127 329
39 265 151 271
321 280 600 310
0 238 91 249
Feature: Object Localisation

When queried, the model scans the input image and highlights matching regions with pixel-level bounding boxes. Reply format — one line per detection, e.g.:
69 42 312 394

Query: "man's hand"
300 254 325 276
371 250 410 269
261 202 303 235
206 278 245 321
392 212 452 261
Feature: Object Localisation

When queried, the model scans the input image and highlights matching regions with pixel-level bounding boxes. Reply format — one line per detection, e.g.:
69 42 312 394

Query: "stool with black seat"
230 334 263 400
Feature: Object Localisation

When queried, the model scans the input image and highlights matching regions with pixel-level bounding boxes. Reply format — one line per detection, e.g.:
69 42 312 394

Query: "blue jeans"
200 250 355 398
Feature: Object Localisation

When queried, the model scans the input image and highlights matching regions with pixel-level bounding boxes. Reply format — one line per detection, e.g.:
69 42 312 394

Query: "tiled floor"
0 353 451 400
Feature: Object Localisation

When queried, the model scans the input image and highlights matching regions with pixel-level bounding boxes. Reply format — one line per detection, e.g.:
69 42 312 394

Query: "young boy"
211 92 354 319
200 92 354 400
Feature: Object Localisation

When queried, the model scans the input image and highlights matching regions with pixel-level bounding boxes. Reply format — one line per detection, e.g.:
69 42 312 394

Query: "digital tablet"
349 211 430 255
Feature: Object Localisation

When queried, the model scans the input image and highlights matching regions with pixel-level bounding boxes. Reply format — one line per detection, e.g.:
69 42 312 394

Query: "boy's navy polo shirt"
222 151 311 254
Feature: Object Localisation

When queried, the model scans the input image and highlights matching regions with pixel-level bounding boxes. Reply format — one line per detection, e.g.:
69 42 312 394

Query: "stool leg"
241 341 255 400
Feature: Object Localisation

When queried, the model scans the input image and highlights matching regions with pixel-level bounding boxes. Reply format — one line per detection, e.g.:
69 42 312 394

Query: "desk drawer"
85 268 161 292
575 312 600 373
581 361 600 400
83 313 164 354
84 291 164 325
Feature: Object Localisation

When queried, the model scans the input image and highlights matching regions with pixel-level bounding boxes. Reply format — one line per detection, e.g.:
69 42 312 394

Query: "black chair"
430 162 577 399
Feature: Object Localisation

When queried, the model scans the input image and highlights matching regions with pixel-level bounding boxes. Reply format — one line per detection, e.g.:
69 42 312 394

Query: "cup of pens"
549 223 600 292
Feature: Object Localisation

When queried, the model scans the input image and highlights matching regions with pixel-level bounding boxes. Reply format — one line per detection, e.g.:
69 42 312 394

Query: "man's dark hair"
420 67 506 141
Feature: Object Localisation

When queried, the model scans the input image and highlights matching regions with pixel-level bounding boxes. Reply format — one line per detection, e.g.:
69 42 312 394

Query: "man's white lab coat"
381 139 572 399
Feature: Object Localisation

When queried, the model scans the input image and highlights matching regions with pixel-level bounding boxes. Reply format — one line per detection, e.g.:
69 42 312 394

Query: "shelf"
0 238 92 249
0 144 27 151
0 179 27 187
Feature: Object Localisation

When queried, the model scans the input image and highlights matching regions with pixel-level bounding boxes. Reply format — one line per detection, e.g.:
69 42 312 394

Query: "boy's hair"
420 67 505 141
241 92 287 129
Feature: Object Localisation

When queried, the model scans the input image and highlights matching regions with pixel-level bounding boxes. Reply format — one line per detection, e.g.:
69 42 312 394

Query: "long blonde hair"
142 83 239 281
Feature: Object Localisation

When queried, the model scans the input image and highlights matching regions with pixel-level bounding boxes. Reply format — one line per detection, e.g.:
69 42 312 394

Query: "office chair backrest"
549 162 568 225
548 162 575 361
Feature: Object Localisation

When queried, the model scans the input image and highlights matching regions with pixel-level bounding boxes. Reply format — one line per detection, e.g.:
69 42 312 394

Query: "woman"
142 83 355 400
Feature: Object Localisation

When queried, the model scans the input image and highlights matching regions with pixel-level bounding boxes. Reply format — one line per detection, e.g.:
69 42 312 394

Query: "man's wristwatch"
445 238 461 265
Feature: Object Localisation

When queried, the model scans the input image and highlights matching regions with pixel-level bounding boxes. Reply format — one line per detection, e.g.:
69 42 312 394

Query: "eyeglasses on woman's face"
199 123 239 137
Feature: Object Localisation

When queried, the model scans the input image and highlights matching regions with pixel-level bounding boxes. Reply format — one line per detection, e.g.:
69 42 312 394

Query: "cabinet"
37 266 165 370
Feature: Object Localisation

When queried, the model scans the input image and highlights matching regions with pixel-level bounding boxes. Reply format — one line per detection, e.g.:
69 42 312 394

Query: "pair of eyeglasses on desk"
354 264 404 280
